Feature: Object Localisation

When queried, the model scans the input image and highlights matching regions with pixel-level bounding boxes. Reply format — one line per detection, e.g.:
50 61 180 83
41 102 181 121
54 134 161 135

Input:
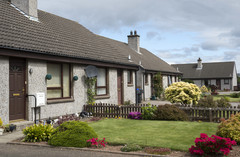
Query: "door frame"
9 57 27 121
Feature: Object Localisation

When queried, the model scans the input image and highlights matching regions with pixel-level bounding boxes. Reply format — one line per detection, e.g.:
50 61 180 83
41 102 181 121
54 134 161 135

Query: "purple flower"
128 112 142 120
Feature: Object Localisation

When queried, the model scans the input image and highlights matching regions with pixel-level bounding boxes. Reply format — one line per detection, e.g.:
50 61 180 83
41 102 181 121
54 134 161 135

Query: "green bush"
216 113 240 144
194 96 231 108
154 104 188 121
216 97 231 108
48 121 98 148
120 144 142 152
230 92 240 98
23 124 55 142
193 95 217 108
141 104 157 120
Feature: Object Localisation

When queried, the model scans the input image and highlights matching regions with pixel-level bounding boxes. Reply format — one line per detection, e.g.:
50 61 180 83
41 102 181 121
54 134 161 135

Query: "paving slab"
0 131 24 144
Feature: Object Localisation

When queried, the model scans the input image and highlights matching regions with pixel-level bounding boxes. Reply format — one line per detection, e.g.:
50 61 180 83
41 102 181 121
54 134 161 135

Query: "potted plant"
0 117 4 135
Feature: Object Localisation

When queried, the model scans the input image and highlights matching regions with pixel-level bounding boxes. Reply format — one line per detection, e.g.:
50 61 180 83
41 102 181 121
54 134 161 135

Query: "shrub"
216 113 240 144
200 85 209 93
128 112 142 120
189 133 236 156
216 97 231 108
141 104 157 120
120 144 142 152
193 95 217 108
22 124 55 142
123 100 131 105
230 92 240 98
194 95 231 108
0 117 3 127
165 82 201 105
144 147 171 155
153 72 163 98
48 121 97 148
154 104 188 121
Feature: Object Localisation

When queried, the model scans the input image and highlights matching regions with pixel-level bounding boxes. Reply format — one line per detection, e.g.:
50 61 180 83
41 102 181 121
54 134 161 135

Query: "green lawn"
88 119 218 151
212 94 240 102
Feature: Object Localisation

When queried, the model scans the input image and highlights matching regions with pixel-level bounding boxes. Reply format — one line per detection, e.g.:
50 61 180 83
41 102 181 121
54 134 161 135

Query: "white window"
96 68 107 95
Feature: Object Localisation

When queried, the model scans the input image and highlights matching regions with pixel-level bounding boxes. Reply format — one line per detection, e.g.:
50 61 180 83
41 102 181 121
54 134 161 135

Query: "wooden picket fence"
179 106 240 122
83 103 240 122
83 103 154 118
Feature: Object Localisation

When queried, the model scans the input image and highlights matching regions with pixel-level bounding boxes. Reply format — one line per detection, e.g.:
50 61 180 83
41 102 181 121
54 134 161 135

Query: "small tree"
153 72 163 99
165 82 201 105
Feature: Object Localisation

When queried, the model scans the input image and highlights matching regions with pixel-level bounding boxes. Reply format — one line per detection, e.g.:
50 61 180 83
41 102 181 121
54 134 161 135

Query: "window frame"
47 62 72 100
145 73 149 85
224 79 229 84
127 70 133 85
95 68 108 96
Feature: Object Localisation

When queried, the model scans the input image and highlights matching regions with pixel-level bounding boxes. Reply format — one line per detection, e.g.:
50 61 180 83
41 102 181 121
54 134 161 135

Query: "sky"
38 0 240 72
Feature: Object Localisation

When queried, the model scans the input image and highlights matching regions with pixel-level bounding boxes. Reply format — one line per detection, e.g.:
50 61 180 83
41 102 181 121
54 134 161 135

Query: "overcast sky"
38 0 240 72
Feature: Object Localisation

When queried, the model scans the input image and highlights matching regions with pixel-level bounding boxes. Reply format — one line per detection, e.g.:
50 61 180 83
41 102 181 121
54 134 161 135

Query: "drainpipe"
143 73 145 101
135 70 138 105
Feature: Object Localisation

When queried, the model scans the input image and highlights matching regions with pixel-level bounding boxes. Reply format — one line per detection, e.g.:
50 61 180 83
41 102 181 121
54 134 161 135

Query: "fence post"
209 108 212 122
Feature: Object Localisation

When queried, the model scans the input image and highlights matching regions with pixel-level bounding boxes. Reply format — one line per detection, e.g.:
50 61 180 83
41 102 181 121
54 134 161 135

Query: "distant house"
172 58 238 91
0 0 180 124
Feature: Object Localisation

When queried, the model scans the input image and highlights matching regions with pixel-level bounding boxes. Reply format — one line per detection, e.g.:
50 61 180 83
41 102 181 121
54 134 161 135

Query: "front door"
9 58 26 120
216 79 221 90
117 70 123 105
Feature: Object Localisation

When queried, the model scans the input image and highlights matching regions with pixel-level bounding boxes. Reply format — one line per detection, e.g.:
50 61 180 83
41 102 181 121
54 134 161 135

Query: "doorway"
117 69 123 105
9 57 26 120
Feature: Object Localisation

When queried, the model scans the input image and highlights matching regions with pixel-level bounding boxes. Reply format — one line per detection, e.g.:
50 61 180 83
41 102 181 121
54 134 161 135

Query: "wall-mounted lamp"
45 74 52 80
73 76 78 81
29 68 33 75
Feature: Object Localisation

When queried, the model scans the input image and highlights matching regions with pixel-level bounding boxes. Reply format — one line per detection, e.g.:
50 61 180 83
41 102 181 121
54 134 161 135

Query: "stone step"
9 120 34 132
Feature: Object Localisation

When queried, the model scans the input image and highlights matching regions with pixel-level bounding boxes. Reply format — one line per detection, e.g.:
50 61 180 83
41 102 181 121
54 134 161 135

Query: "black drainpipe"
143 73 145 101
135 70 138 105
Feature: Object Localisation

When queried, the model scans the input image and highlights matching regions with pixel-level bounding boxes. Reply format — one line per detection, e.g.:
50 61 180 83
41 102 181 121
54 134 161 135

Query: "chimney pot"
130 31 133 35
134 30 137 35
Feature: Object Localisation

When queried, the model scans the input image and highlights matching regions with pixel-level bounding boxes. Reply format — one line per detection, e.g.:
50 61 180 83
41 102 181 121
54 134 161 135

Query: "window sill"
47 98 74 104
127 84 134 87
94 95 110 99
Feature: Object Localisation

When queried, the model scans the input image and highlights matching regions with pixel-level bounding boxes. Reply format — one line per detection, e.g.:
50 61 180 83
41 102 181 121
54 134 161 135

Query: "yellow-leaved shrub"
165 82 201 105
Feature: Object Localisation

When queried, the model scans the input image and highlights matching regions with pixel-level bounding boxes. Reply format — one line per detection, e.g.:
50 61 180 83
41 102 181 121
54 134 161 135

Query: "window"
168 76 172 86
224 79 229 84
127 70 132 84
145 74 148 84
96 68 108 96
47 63 71 99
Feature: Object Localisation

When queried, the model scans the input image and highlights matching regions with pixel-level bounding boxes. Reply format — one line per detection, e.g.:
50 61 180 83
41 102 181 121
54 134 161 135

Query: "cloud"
146 31 162 40
157 45 200 59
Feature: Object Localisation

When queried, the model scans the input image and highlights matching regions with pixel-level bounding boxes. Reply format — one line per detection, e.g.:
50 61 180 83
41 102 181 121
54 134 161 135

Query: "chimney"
128 30 140 53
11 0 38 19
197 57 202 70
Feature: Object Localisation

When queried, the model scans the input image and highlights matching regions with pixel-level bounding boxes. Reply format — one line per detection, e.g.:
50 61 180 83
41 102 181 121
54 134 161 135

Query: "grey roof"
172 62 236 79
0 0 179 74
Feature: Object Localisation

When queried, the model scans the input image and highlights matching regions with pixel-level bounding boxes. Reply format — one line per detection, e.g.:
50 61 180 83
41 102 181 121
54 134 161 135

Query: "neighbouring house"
172 58 238 91
0 0 180 124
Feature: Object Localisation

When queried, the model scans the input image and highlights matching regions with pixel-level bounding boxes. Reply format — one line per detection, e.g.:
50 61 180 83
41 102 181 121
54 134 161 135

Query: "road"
0 144 140 157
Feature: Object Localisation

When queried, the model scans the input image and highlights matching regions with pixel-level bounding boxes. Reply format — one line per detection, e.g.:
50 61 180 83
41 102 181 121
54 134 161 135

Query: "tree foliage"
153 72 163 98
